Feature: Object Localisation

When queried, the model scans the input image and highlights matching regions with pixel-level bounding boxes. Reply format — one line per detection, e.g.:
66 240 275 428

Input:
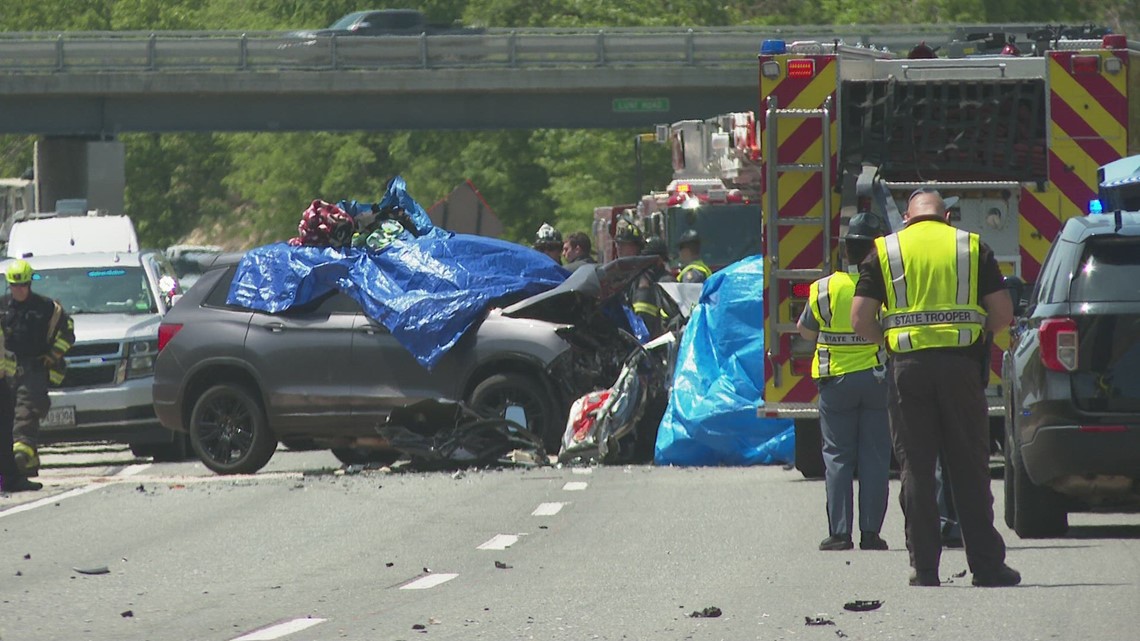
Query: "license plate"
41 406 76 429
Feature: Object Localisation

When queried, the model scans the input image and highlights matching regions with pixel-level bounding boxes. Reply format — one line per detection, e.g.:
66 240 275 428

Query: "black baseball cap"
908 187 959 211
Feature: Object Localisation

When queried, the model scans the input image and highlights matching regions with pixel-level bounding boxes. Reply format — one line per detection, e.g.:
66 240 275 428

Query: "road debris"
843 600 883 612
952 570 967 578
121 610 134 618
73 566 110 575
494 561 512 569
135 484 146 493
805 616 835 626
688 606 722 618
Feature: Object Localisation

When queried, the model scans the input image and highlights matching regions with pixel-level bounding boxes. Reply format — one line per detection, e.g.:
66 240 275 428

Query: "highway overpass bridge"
0 24 1022 211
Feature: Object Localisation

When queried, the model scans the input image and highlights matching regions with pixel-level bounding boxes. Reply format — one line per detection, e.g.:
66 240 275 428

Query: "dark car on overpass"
152 255 656 475
1002 210 1140 538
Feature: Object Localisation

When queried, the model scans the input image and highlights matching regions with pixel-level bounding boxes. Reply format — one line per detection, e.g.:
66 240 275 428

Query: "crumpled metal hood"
501 256 657 325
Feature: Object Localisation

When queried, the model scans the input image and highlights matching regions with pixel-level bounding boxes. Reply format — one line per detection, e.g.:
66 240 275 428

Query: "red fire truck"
755 25 1140 475
595 113 764 271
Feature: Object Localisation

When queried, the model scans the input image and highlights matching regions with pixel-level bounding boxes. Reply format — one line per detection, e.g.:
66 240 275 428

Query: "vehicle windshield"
1069 238 1140 302
665 204 763 268
21 266 156 315
328 11 368 30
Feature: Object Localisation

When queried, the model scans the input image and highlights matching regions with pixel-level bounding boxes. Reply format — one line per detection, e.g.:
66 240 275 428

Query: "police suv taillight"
1039 318 1078 372
157 323 183 352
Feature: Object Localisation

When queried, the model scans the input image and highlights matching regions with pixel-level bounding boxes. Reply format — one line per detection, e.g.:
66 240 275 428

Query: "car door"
244 290 358 431
349 315 465 427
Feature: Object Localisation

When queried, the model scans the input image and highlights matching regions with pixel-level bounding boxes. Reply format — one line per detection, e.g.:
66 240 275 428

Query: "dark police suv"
1002 209 1140 538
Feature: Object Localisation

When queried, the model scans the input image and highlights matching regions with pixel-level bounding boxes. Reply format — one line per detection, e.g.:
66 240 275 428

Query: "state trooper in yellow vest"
1 259 75 478
851 189 1019 588
797 213 891 552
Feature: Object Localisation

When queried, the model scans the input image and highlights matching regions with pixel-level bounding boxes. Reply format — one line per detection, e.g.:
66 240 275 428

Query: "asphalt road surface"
2 443 1139 641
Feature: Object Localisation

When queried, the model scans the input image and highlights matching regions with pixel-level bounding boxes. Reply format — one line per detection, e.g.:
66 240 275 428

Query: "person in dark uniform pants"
851 189 1020 587
797 213 891 551
0 326 41 493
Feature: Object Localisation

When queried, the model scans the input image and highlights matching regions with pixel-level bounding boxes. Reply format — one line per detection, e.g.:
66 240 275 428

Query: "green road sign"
612 98 670 113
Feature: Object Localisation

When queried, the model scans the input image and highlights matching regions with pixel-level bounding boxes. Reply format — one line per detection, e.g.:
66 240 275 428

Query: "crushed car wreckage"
152 177 670 473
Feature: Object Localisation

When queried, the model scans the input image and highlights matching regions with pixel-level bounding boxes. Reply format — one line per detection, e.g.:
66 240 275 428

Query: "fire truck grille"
840 79 1047 182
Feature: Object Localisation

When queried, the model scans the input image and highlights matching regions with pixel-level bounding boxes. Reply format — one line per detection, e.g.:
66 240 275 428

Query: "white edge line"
117 463 153 477
1 463 153 519
400 573 459 590
0 485 103 519
562 481 588 491
230 617 327 641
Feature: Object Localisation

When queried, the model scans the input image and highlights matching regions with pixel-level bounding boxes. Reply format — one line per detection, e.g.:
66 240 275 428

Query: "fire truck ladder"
764 96 833 387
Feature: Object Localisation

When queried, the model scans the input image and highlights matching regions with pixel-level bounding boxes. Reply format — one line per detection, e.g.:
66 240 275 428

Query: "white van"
6 212 139 258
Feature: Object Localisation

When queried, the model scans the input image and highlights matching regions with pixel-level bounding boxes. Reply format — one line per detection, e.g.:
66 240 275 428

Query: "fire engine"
594 113 765 271
755 25 1140 474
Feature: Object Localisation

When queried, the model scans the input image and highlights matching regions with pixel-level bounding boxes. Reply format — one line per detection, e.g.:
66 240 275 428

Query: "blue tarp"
228 177 571 369
654 255 796 466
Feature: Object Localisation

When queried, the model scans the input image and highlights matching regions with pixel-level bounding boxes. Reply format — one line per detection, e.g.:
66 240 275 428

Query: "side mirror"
1003 275 1027 317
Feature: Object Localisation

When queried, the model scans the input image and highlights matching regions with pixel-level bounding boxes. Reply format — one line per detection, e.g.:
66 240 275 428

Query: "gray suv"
152 256 654 474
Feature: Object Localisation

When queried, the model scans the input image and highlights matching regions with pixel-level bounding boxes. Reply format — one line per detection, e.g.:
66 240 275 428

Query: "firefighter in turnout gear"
0 322 41 493
533 223 564 264
676 230 711 284
851 190 1019 588
631 236 674 338
1 259 75 477
797 213 892 552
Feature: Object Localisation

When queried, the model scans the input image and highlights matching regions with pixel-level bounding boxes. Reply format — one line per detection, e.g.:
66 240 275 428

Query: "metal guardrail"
0 24 1070 73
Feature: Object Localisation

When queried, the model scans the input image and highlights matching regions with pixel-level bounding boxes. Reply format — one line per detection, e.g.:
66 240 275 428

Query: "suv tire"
189 384 277 475
467 372 557 452
1009 432 1068 538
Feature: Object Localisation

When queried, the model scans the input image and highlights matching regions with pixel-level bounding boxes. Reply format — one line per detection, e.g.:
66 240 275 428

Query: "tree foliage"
3 0 1127 249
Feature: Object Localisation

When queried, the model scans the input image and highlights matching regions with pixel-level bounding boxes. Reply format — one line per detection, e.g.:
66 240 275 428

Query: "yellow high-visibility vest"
874 220 986 353
677 260 711 283
809 271 884 378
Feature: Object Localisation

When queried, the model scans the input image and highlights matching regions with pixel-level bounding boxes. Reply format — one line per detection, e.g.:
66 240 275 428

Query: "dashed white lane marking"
532 502 566 516
0 463 154 520
400 573 459 590
562 481 588 491
571 467 594 475
477 534 519 550
230 617 326 641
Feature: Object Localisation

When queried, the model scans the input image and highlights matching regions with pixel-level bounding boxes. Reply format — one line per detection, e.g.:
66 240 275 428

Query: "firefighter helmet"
5 259 33 285
678 229 701 249
615 220 645 247
844 213 887 241
534 222 563 249
642 236 668 259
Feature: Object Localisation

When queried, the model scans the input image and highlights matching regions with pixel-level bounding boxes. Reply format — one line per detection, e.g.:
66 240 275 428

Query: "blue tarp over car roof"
227 177 574 368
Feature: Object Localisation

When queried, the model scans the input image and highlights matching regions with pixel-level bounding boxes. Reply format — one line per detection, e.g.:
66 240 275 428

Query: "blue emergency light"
761 39 787 55
1089 199 1105 214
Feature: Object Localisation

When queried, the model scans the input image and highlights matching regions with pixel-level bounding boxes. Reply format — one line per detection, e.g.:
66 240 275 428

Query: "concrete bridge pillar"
33 137 125 214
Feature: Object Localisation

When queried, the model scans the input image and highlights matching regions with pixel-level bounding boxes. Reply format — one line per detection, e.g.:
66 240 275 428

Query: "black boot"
0 475 43 493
